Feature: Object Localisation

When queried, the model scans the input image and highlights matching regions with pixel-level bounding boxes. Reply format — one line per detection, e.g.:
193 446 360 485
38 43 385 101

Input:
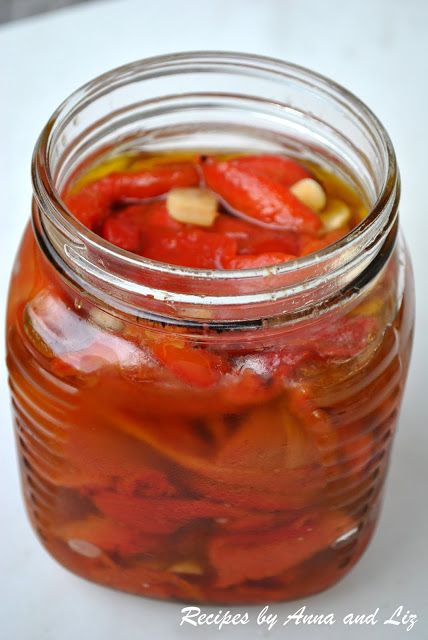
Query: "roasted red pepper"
87 163 200 200
151 341 230 388
211 214 300 255
102 214 142 252
200 156 322 232
225 252 296 269
140 228 238 269
230 154 312 187
299 230 344 256
209 511 356 587
64 163 199 229
89 489 253 534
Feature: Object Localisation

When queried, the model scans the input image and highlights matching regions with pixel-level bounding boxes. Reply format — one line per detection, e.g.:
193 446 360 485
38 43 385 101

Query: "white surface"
1 1 427 638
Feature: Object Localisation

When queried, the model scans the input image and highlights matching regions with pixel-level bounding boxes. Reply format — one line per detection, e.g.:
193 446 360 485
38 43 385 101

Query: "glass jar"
6 52 414 604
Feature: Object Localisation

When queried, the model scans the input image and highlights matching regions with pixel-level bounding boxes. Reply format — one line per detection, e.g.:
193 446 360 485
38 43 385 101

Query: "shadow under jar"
6 52 414 604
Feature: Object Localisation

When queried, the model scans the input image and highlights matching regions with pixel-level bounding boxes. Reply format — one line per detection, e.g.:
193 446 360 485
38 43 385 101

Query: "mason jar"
6 52 414 603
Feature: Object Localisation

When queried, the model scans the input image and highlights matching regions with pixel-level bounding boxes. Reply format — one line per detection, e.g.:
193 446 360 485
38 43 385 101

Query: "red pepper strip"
230 154 312 187
66 417 174 488
140 228 238 269
246 235 300 256
183 472 321 512
57 515 162 555
63 163 199 229
89 490 252 534
121 200 184 231
211 213 300 255
209 511 356 587
205 535 353 603
100 200 183 255
102 213 142 252
95 398 323 511
23 288 80 360
181 403 325 511
287 385 340 475
225 252 296 269
51 342 119 377
151 342 229 388
51 332 177 389
219 368 282 408
307 315 377 359
201 156 322 233
277 315 377 361
63 190 110 230
299 230 344 256
102 403 224 465
215 402 320 479
117 470 177 498
211 212 260 245
258 346 314 379
88 163 200 200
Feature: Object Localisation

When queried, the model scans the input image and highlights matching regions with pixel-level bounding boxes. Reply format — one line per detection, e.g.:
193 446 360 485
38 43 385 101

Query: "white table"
1 1 427 638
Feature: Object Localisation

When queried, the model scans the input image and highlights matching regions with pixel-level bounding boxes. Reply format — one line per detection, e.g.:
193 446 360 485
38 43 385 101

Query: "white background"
0 1 427 638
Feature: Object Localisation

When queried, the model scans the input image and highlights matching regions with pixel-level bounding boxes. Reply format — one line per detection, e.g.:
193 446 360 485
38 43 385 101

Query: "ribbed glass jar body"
6 53 414 603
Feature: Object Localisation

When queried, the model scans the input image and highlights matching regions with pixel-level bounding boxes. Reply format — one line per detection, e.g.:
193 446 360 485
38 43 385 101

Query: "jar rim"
32 51 399 326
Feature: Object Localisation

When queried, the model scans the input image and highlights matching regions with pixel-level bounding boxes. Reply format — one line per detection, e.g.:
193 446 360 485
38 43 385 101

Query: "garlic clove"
169 560 203 575
89 307 125 332
320 198 351 231
166 187 218 226
289 178 327 211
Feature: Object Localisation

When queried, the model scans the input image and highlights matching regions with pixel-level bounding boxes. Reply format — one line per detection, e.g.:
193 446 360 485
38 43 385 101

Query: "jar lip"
32 51 399 323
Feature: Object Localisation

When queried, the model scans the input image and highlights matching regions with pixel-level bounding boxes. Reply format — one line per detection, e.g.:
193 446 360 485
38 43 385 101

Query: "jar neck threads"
31 52 398 327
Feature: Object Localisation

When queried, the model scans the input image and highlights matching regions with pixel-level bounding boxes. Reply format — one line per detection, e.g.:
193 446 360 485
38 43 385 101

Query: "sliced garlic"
68 539 102 558
319 198 351 231
166 187 218 226
169 560 203 575
290 178 327 211
89 307 125 332
350 296 383 317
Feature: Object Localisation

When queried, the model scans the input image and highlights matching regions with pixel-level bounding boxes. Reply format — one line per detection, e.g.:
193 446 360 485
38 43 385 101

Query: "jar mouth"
32 51 399 326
